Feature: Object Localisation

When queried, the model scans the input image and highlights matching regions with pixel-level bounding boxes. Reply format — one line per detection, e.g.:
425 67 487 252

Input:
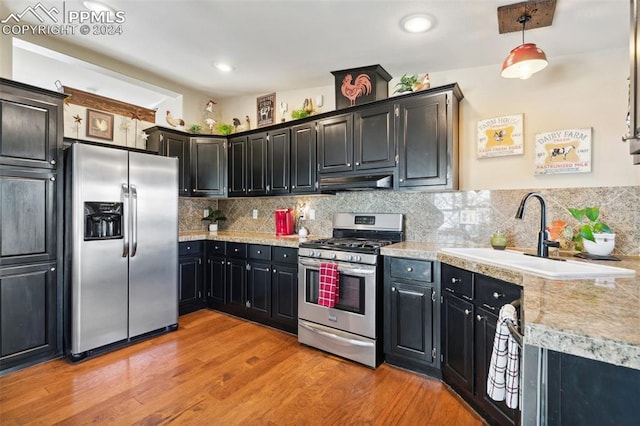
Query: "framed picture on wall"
477 114 524 158
257 93 276 127
534 128 592 175
86 109 114 140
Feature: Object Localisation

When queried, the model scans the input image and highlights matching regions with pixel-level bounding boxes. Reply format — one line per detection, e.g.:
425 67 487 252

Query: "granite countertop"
435 249 640 371
179 230 313 248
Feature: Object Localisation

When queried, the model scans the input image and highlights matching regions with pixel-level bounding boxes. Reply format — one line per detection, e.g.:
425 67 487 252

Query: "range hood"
319 174 393 192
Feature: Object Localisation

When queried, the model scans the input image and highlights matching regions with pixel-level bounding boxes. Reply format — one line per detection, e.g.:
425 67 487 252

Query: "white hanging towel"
486 303 520 409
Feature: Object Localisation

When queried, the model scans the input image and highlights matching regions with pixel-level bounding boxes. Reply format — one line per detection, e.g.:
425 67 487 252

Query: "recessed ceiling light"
214 63 234 73
401 14 434 33
83 1 115 14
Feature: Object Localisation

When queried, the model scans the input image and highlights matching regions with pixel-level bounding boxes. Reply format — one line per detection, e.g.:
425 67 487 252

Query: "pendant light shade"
500 13 548 80
501 43 548 79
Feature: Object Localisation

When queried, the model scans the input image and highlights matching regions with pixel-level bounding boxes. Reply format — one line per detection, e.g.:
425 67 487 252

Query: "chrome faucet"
515 192 560 258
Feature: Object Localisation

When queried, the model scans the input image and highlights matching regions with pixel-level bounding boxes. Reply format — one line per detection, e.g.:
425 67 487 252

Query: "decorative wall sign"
257 93 276 127
477 114 524 158
86 109 114 140
534 128 592 175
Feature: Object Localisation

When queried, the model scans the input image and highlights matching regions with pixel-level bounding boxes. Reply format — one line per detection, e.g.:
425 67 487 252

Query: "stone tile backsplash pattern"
179 186 640 256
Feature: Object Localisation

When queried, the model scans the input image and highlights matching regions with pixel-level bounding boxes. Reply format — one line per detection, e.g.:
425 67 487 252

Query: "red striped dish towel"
487 303 520 409
318 262 339 308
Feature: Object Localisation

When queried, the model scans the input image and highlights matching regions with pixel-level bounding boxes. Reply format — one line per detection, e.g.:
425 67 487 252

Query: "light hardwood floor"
1 310 485 425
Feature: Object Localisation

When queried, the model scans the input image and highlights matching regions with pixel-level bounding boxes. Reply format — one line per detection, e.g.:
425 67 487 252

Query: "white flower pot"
583 233 615 256
208 223 218 233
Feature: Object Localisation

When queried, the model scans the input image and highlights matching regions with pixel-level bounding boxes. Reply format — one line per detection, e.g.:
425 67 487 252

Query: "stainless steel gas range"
297 212 403 367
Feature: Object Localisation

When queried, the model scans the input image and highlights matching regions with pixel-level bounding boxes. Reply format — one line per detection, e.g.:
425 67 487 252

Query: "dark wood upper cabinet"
227 135 247 197
317 114 354 173
247 132 268 196
191 137 227 197
354 103 396 170
267 128 290 195
290 122 318 194
145 127 191 196
0 83 62 170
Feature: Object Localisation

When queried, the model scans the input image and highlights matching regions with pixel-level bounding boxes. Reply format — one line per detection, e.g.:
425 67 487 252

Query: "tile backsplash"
179 186 640 256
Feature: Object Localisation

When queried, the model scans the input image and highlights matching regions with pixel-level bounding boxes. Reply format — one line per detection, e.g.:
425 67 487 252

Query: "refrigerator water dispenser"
84 202 123 240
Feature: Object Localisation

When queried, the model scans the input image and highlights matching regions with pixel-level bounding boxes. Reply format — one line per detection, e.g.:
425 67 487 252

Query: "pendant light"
501 14 548 79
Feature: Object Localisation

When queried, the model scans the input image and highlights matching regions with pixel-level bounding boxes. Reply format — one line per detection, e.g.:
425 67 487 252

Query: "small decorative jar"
491 231 508 250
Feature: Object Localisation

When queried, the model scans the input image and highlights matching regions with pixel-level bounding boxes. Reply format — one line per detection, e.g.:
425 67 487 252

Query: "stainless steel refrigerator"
66 143 178 357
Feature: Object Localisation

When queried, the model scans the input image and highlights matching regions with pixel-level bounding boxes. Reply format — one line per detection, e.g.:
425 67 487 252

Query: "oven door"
298 257 377 338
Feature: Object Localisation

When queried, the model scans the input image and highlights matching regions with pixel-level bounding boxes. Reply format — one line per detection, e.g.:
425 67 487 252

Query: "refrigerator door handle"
122 183 130 257
131 184 138 257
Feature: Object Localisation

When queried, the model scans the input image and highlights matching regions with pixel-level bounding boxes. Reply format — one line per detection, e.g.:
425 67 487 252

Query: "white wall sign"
477 114 524 158
534 128 592 175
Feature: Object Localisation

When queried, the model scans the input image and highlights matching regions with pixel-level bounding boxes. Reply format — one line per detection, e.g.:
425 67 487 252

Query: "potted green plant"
393 74 419 94
567 206 614 255
202 208 227 232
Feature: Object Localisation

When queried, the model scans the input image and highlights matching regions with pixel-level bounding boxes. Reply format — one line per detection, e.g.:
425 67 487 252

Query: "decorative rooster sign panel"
86 109 114 141
477 114 524 158
331 65 392 110
257 93 276 128
534 128 592 175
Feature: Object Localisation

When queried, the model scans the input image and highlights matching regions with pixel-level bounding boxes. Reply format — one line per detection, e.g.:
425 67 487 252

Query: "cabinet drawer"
227 242 247 258
273 247 298 264
475 274 521 312
207 240 226 256
249 244 271 260
389 258 433 282
179 241 201 256
441 264 473 300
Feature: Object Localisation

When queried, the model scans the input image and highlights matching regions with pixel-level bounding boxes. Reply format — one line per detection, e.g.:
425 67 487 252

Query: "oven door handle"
299 259 375 276
298 321 374 347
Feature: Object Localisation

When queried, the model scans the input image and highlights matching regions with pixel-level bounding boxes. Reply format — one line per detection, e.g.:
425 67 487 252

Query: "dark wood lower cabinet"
0 262 59 372
441 263 521 426
247 260 271 322
178 242 204 315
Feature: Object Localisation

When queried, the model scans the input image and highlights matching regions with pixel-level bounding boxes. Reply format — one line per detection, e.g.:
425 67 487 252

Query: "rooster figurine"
341 73 372 107
166 110 185 127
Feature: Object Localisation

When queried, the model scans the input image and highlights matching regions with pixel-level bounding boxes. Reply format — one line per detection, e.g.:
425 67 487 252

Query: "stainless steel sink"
440 248 636 279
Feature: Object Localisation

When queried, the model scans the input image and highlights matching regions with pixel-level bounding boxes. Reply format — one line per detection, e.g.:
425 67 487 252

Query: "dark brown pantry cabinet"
0 79 65 374
441 263 522 426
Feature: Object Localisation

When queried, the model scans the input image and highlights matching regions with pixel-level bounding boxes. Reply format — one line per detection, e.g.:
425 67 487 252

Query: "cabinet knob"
292 185 296 189
50 176 56 182
221 260 225 264
227 261 231 265
248 189 252 192
391 287 396 292
50 267 56 272
214 246 219 250
234 248 238 252
187 246 190 250
273 269 277 273
407 267 413 272
451 278 461 284
283 254 288 258
476 314 483 321
50 159 56 165
464 309 471 315
492 292 503 299
346 163 351 167
355 162 360 166
284 185 288 189
266 185 271 192
257 250 262 254
266 268 270 272
399 178 404 182
207 259 210 264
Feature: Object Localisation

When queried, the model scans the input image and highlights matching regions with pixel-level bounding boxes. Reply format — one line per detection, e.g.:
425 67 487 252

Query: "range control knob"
346 255 353 261
330 253 337 260
355 255 362 262
314 251 321 258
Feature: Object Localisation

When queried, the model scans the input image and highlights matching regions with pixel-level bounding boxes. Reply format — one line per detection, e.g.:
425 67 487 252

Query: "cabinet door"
441 293 474 393
191 137 227 197
1 262 58 372
247 132 268 196
226 258 247 315
205 255 226 307
247 261 271 321
1 167 56 266
354 103 396 170
178 255 202 315
267 129 290 195
164 133 191 196
397 93 448 188
475 307 520 426
0 91 60 170
317 114 353 173
387 281 434 364
228 136 247 197
271 264 298 331
290 122 318 194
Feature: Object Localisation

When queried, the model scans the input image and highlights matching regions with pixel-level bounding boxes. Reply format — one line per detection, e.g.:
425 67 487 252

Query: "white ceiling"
5 0 630 100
